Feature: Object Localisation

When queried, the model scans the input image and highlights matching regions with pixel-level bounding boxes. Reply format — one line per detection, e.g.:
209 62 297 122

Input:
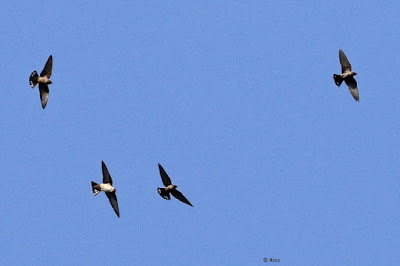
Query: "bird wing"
38 83 49 109
345 77 359 102
40 55 53 78
158 163 172 186
105 192 120 217
339 50 352 73
102 161 113 185
171 189 193 207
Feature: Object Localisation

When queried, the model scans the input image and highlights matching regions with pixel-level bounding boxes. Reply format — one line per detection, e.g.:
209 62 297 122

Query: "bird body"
333 50 359 102
92 182 116 195
341 71 357 79
29 55 53 108
157 163 193 207
91 161 120 217
165 184 177 191
35 76 52 84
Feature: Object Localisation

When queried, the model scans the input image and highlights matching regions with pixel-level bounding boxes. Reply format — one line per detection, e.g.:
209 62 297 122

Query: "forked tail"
333 74 343 87
29 71 39 88
91 181 100 196
157 187 171 200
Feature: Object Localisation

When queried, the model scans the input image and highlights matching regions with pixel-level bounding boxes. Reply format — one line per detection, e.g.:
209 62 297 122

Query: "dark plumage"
29 55 53 109
157 163 193 207
333 50 359 102
91 161 120 217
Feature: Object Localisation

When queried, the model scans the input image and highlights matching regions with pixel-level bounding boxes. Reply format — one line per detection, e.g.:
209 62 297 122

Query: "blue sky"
1 1 399 265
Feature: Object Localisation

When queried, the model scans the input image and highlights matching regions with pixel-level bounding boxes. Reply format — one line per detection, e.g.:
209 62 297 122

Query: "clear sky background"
1 1 399 265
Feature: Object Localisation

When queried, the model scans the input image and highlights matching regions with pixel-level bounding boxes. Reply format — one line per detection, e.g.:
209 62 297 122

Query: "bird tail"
333 74 343 87
91 181 100 196
29 71 39 88
157 187 171 200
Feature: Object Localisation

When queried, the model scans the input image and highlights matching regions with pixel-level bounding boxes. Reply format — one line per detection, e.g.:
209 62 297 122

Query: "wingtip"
186 199 194 207
185 200 194 207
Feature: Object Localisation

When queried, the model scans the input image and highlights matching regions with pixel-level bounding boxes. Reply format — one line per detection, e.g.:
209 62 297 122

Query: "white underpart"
165 184 176 192
99 183 116 192
37 76 51 83
342 71 354 78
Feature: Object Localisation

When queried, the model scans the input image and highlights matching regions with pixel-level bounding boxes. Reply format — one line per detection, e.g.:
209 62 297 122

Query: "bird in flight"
157 163 193 207
91 161 120 217
333 50 359 102
29 55 53 109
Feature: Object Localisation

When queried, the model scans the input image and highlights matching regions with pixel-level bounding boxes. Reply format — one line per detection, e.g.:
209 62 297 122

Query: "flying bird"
333 50 359 102
157 163 193 207
91 161 120 217
29 55 53 109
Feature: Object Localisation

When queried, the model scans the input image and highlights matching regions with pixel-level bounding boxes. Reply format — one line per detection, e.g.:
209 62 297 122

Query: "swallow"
91 161 120 217
333 50 359 102
157 163 193 207
29 55 53 109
